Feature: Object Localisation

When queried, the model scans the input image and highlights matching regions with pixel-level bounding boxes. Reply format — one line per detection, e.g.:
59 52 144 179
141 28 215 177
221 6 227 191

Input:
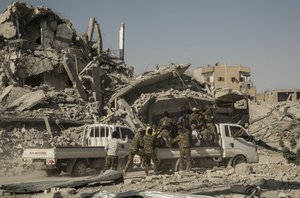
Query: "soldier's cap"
192 107 198 111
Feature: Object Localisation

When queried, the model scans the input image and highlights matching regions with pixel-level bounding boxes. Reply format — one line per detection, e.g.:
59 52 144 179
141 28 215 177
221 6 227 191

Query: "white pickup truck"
157 123 259 172
22 124 136 176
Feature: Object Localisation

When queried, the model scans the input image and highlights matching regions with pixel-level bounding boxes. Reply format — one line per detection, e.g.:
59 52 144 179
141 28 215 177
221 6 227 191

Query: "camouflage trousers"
124 149 144 172
179 147 192 171
103 155 118 172
144 151 159 175
159 129 171 147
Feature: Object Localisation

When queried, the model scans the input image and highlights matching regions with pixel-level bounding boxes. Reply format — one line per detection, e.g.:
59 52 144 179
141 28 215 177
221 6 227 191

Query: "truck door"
222 124 258 162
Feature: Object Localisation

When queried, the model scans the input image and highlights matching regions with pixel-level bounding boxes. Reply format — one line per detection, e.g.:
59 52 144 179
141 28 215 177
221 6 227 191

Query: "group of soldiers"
158 103 218 148
123 103 218 175
103 103 218 176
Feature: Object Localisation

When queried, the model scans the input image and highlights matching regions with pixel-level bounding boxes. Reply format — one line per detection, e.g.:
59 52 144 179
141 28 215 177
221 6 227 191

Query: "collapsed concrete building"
0 2 252 176
0 2 133 128
0 2 250 130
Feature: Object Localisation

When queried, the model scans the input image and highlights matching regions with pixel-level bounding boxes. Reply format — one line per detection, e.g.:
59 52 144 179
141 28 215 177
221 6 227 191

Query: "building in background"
193 63 256 99
264 89 300 103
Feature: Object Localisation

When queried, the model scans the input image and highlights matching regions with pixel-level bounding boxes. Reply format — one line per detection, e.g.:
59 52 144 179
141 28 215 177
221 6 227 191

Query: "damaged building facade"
0 2 251 176
0 2 249 131
264 89 300 103
0 2 134 127
193 63 256 99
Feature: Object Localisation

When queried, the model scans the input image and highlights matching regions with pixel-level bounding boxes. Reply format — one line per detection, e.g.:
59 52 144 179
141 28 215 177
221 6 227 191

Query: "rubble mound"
249 101 300 145
0 125 48 176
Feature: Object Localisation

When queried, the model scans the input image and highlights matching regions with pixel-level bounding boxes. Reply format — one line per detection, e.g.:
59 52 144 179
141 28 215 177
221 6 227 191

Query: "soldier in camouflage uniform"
203 103 218 146
200 124 215 146
189 107 200 126
143 125 159 175
158 111 175 147
172 123 192 171
123 128 145 175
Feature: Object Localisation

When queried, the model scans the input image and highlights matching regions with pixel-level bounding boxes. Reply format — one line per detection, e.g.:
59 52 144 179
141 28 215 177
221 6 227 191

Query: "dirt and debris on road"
0 1 299 198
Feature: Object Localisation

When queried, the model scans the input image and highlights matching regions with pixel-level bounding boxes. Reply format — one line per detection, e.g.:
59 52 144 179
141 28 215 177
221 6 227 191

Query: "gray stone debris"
0 4 298 198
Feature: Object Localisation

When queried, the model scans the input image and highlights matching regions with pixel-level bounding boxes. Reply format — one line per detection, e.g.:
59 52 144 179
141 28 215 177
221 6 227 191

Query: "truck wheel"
159 161 172 173
72 160 87 177
232 155 247 167
45 169 62 176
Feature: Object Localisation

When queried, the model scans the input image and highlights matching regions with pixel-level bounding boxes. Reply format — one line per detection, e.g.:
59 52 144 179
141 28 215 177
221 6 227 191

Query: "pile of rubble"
74 157 300 198
0 124 86 176
0 1 134 121
0 2 217 177
0 125 46 176
249 101 300 145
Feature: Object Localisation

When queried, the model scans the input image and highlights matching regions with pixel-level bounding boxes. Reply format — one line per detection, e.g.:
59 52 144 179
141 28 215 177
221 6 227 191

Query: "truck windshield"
229 126 251 141
117 127 134 139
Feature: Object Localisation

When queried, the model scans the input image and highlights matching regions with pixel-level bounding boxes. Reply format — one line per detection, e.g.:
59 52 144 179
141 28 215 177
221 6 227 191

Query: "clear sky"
1 0 300 92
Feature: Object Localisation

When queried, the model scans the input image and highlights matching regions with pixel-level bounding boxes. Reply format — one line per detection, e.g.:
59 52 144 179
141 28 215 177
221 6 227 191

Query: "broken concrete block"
7 90 46 111
0 21 17 39
0 85 14 103
5 87 32 104
235 163 253 176
40 19 55 48
21 55 53 76
59 188 76 196
62 53 87 101
54 24 73 47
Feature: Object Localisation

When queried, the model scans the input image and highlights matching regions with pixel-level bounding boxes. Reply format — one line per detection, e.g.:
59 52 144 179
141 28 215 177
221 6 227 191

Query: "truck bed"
22 147 106 159
156 146 222 159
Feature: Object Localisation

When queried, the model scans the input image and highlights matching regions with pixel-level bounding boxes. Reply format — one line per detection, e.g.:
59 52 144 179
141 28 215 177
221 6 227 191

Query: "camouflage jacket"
189 112 199 126
172 129 190 149
130 133 144 152
204 108 214 123
158 116 174 131
143 134 157 154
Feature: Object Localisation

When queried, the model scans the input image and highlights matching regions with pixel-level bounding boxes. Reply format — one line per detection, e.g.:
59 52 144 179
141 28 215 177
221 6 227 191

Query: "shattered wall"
0 2 92 89
0 2 255 177
264 89 300 103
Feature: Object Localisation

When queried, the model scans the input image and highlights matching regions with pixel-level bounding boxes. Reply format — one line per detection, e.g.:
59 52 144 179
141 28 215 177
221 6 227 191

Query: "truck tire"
159 161 172 173
232 155 247 167
45 169 62 176
71 160 87 177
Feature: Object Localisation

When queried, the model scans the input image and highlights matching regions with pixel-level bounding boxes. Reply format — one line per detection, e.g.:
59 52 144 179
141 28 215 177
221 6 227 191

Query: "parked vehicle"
157 123 259 172
22 124 136 176
23 123 258 176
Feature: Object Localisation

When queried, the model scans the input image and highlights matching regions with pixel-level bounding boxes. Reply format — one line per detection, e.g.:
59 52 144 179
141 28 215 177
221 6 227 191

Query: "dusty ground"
0 149 299 198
